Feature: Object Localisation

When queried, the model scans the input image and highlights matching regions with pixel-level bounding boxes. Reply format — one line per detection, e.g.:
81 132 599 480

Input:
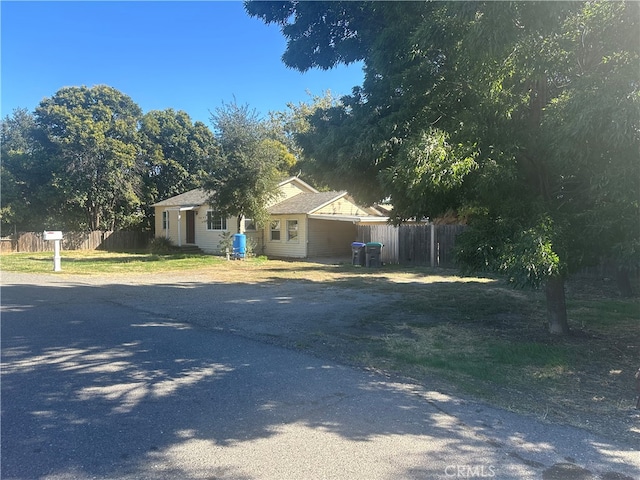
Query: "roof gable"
313 194 384 217
278 176 319 194
267 191 346 215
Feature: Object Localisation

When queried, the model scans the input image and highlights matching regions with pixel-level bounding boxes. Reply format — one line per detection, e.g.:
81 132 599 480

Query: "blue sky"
1 1 364 124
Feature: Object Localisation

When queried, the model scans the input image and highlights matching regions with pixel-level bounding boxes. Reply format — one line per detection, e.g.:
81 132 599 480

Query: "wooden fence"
0 231 152 254
356 224 467 267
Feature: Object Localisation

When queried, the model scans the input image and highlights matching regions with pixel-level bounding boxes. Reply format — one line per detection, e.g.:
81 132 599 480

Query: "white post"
44 231 63 271
177 211 182 247
53 239 62 272
430 223 436 268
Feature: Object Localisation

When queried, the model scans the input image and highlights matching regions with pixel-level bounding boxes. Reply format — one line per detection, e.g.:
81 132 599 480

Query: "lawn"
0 250 231 274
2 250 638 444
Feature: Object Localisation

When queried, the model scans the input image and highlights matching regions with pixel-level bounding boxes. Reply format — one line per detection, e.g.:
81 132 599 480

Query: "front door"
186 210 195 244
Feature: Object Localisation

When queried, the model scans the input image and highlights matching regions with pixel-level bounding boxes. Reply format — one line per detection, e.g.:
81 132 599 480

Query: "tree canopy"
2 86 229 233
1 108 53 233
34 85 144 231
138 109 221 228
2 85 304 235
246 1 640 333
203 100 296 231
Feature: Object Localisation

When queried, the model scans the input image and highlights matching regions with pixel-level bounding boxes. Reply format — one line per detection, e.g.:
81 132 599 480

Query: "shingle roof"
152 189 210 207
152 184 387 219
267 191 346 215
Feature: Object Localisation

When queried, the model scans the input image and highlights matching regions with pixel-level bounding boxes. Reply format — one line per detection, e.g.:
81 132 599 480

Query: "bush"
246 236 259 258
218 232 234 256
149 236 175 254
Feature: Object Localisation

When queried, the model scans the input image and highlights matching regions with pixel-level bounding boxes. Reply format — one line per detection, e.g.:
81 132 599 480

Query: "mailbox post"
43 231 63 271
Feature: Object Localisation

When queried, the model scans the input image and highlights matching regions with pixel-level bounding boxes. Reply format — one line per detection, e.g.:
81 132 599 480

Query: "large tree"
203 100 295 231
0 108 57 233
34 85 144 230
246 1 640 334
138 109 220 227
270 90 346 190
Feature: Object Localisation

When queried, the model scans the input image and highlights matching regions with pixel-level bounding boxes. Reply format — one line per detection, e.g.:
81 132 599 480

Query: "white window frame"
162 211 169 230
207 211 227 231
244 218 257 231
270 220 281 241
287 219 299 243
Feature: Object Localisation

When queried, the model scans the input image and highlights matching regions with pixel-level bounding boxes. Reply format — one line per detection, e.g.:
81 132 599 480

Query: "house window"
244 218 256 231
270 220 281 241
207 211 227 231
287 219 298 242
162 211 169 230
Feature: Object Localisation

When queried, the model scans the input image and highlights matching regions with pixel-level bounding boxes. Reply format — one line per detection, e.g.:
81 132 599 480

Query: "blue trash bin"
233 234 246 259
351 242 366 266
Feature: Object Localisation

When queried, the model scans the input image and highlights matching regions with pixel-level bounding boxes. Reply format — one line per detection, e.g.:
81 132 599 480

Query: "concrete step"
177 245 204 254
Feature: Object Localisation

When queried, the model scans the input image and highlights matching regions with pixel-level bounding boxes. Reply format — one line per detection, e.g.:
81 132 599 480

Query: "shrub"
149 236 175 254
218 231 234 256
246 236 259 258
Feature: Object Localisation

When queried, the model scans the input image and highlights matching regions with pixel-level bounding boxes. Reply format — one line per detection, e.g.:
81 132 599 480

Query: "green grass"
0 251 230 274
569 297 640 330
356 277 638 442
380 324 572 387
485 341 569 367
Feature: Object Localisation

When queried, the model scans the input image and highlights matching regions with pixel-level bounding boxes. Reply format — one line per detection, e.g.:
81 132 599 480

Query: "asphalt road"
1 271 639 480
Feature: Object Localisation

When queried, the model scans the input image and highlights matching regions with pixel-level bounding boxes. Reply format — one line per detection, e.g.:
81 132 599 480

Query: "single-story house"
152 177 388 258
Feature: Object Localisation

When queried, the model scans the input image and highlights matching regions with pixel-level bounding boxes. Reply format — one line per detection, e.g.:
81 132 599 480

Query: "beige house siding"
154 209 166 239
314 197 369 216
307 219 356 257
151 177 387 258
245 230 264 256
270 180 317 206
156 207 181 245
263 214 307 258
195 207 236 254
154 206 235 254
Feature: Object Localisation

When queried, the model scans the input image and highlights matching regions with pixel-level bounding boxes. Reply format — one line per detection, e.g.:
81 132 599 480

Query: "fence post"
430 223 436 267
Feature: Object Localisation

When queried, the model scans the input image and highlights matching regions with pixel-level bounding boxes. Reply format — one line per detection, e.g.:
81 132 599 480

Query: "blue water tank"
233 234 246 259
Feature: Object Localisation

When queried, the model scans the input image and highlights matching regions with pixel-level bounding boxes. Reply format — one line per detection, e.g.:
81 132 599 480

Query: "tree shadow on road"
1 280 637 480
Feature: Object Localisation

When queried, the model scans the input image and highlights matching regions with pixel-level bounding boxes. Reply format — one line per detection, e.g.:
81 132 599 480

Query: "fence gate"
357 224 466 267
356 224 399 265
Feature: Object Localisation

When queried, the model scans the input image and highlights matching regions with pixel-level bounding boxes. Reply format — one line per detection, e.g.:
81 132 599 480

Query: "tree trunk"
545 275 570 335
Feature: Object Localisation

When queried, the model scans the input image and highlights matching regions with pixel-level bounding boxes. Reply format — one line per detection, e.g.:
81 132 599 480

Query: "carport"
306 214 388 258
